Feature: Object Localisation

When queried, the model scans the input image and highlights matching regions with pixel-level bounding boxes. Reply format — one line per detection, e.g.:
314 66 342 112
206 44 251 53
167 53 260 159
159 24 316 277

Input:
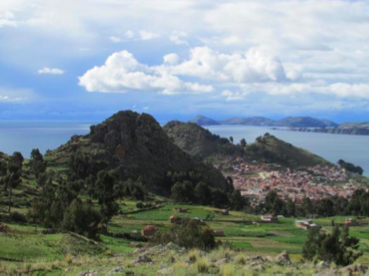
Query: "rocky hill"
164 121 330 168
192 115 338 128
275 117 338 128
163 121 244 160
245 134 331 168
46 111 228 194
190 115 220 126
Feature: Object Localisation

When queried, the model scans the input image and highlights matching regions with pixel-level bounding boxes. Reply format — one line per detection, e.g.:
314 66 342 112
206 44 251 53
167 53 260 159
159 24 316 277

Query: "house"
212 230 225 237
174 208 189 213
345 218 358 226
295 220 318 229
169 215 183 224
141 225 157 237
260 215 279 223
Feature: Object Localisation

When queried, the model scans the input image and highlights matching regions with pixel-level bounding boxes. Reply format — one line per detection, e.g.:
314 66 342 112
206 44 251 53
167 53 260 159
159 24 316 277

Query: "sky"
0 0 369 123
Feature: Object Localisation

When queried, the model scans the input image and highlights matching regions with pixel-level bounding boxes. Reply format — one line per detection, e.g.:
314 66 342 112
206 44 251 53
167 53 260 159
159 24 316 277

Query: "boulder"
131 255 153 265
275 250 291 265
165 242 181 251
106 266 125 275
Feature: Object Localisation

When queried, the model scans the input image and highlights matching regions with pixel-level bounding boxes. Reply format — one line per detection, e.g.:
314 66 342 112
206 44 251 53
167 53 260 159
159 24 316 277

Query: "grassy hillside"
1 202 369 275
245 134 331 168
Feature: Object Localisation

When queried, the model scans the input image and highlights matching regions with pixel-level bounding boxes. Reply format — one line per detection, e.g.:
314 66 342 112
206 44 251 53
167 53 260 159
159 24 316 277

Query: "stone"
131 254 153 265
275 250 291 265
79 270 97 276
157 268 173 275
106 266 125 275
165 242 181 251
216 258 229 265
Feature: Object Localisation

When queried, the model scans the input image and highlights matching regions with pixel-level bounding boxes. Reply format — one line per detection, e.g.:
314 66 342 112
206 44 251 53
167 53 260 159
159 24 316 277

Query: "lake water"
0 122 368 177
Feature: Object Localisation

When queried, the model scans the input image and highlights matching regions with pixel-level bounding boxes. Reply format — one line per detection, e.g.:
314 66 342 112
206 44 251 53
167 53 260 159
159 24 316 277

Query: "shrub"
188 249 200 263
150 220 217 250
196 258 209 274
10 211 27 223
220 265 235 276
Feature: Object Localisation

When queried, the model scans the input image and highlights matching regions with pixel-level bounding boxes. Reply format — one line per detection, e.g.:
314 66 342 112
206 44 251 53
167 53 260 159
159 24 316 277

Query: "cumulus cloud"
78 50 213 95
0 10 17 27
139 30 160 41
170 47 287 83
38 67 64 75
221 82 369 101
163 53 179 65
170 31 188 45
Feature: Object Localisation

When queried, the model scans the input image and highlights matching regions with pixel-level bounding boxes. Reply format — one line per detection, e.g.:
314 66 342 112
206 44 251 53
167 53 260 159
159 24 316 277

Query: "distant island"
190 115 369 135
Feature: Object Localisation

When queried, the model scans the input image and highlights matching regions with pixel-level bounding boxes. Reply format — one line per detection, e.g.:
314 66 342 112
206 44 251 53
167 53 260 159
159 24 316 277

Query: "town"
214 157 357 205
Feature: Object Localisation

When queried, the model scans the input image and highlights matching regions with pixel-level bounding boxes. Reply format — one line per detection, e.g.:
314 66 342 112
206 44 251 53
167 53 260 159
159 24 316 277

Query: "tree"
230 190 246 211
211 188 229 208
194 182 211 205
171 181 195 203
302 226 362 266
302 226 324 261
300 197 314 217
62 199 101 240
30 149 46 179
229 136 234 144
4 152 24 213
89 170 121 231
240 138 247 148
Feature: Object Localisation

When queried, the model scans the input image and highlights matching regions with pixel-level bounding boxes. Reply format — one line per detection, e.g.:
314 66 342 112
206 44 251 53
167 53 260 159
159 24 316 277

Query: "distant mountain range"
190 115 339 128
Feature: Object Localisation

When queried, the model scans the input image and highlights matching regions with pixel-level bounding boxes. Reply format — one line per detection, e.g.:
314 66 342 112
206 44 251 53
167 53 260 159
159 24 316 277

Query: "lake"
0 121 368 177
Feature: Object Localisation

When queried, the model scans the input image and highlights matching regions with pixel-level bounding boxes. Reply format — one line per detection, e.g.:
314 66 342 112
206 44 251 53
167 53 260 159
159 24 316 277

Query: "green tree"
230 190 246 211
194 182 211 205
302 226 324 261
240 138 247 148
4 152 24 213
171 181 194 203
211 188 229 208
302 226 362 266
89 170 121 231
30 149 47 179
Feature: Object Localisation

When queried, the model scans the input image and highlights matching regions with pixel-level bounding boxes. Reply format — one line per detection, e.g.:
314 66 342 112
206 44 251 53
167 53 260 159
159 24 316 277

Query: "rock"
165 242 181 251
106 266 125 275
275 250 291 265
342 264 368 276
247 256 265 263
133 248 146 254
131 255 153 265
216 258 229 265
157 268 173 275
316 261 330 269
79 270 97 276
245 263 265 271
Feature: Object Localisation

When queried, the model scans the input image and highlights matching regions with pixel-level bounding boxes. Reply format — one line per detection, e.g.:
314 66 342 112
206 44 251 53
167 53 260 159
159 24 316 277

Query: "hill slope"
220 117 275 126
190 115 220 126
164 121 330 168
164 121 244 160
245 134 331 168
46 111 228 194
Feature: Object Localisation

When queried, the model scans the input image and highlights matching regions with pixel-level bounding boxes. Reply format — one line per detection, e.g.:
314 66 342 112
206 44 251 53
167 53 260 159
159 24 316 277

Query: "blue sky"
0 0 369 123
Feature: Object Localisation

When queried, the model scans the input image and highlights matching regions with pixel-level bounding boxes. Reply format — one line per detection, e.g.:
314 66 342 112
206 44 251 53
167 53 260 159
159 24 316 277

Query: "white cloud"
139 30 160 41
110 36 123 43
78 50 213 95
163 53 179 65
125 30 135 39
170 31 188 45
170 47 287 83
38 67 64 75
143 106 150 110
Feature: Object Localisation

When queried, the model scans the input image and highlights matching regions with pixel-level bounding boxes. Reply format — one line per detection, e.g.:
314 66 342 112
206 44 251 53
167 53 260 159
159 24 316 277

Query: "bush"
196 258 209 274
150 220 217 250
10 211 27 223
